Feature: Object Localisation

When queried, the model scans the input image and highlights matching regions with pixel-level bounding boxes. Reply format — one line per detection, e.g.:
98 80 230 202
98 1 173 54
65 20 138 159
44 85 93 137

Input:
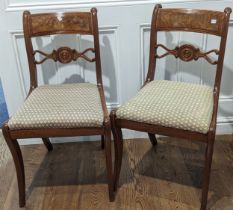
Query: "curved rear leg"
2 124 25 207
113 127 123 192
42 138 53 151
148 133 157 146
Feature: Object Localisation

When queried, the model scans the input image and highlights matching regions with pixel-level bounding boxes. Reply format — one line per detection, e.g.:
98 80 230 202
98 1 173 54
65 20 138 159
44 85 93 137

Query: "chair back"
146 4 232 93
23 8 102 91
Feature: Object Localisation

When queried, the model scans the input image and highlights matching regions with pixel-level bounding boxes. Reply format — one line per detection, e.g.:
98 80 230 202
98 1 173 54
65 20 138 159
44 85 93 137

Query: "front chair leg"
110 111 123 192
2 125 25 207
42 138 53 151
201 135 215 210
104 128 114 202
148 133 158 146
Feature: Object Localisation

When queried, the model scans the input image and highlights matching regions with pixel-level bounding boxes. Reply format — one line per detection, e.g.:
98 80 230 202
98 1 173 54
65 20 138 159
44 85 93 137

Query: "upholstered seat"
8 83 104 130
116 80 213 134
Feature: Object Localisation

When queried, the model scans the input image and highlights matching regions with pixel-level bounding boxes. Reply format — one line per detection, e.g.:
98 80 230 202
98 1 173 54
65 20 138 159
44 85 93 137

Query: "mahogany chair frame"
111 4 232 210
2 8 114 207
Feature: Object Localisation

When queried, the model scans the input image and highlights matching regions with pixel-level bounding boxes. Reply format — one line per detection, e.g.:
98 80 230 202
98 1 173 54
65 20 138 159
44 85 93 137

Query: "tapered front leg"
104 123 114 201
201 133 215 210
148 133 158 146
114 127 123 192
2 125 25 207
42 138 53 151
110 110 123 192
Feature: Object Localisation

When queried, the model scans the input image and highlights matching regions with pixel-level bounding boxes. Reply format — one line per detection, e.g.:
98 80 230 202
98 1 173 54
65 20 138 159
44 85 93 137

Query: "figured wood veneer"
156 9 228 36
30 12 93 36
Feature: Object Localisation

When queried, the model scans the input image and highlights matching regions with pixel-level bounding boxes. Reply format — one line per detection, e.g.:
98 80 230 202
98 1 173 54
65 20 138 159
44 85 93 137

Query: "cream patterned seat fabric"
8 83 104 130
116 80 214 134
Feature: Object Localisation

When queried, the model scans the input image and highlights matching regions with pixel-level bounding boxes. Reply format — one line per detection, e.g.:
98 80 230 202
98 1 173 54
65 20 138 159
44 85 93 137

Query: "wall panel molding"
99 25 120 109
10 30 27 98
219 18 233 100
5 0 224 11
217 116 233 124
139 23 150 85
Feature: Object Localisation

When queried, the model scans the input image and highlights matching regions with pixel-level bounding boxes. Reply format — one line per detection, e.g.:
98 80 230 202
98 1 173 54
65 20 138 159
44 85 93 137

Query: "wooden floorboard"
0 135 233 210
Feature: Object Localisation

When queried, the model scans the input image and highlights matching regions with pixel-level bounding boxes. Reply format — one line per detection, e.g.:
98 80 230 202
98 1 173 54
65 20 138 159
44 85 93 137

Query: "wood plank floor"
0 136 233 210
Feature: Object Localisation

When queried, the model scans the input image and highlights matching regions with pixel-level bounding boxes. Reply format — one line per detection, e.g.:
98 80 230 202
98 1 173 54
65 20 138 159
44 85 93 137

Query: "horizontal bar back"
27 12 93 36
156 8 228 36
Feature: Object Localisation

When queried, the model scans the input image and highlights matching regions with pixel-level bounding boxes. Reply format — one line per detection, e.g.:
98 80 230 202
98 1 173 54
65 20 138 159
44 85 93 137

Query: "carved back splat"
33 47 95 64
155 44 219 65
23 8 102 91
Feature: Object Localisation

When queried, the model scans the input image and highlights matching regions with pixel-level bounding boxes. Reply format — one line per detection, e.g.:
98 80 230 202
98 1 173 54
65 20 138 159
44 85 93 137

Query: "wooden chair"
111 4 231 210
2 8 114 207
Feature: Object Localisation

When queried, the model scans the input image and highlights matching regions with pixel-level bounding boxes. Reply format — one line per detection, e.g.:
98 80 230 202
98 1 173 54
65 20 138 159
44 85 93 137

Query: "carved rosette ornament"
57 47 73 64
177 45 196 62
155 43 219 65
33 47 95 64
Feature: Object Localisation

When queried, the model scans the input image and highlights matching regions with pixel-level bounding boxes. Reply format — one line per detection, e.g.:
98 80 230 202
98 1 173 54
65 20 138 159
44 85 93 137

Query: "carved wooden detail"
33 47 95 64
156 9 229 36
30 13 92 36
155 44 219 65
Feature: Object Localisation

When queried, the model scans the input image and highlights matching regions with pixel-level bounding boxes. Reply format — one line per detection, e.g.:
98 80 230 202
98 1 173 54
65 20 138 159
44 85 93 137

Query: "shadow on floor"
22 136 233 209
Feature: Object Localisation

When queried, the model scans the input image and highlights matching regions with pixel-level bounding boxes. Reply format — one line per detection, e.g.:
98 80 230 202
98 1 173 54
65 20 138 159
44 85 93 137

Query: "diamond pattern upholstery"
116 80 213 134
8 83 104 130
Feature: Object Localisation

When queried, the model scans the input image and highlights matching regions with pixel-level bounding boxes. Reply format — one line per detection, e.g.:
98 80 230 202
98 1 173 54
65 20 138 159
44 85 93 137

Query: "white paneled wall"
0 0 233 144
